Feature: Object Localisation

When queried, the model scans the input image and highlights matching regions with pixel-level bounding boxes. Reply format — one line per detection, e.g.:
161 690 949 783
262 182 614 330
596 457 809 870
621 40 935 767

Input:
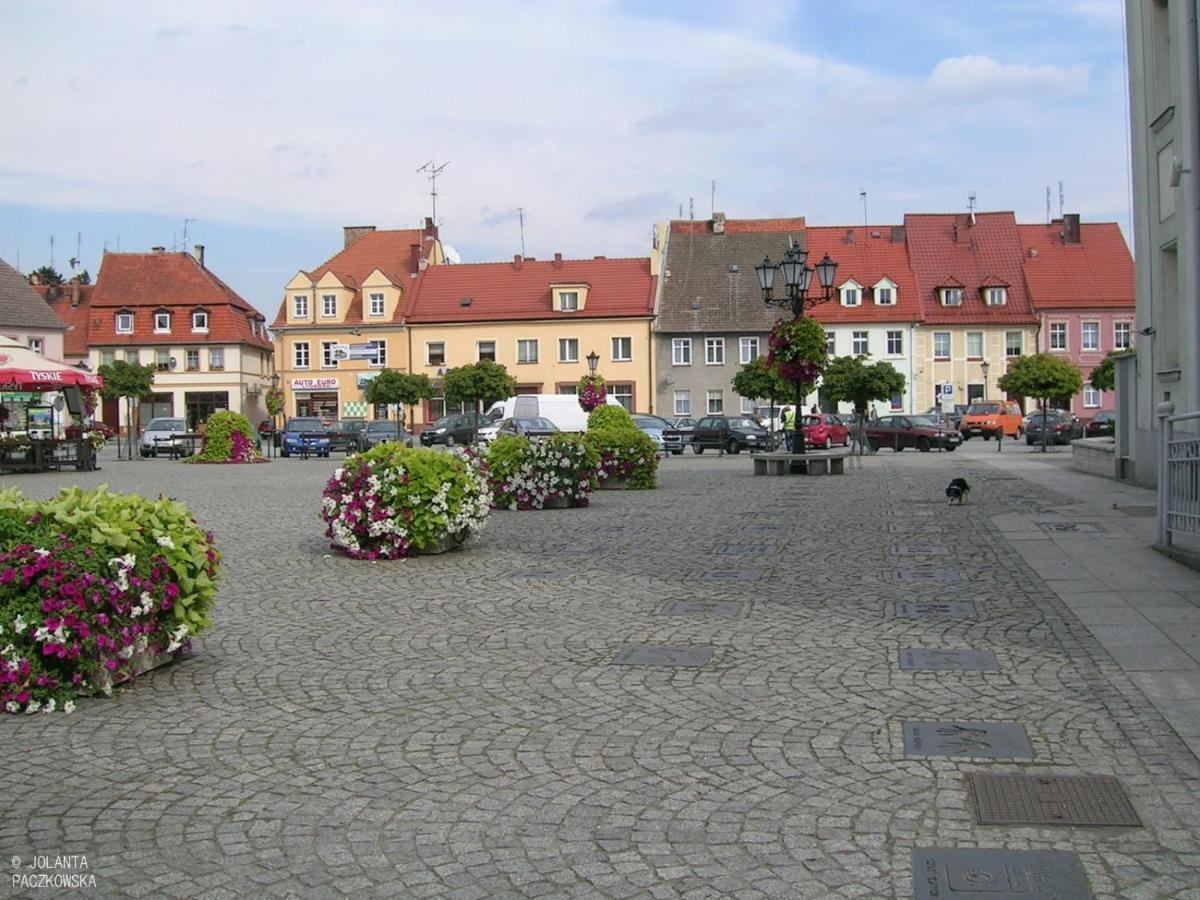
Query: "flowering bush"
321 444 491 559
767 316 828 385
484 434 598 510
584 405 658 489
185 410 264 464
577 375 607 412
0 486 220 715
66 422 114 452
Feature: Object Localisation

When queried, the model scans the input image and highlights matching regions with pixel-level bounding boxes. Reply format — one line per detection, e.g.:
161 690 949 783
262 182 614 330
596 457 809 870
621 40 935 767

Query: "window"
933 332 951 360
368 293 385 317
941 288 963 307
294 342 310 369
607 383 632 411
986 287 1007 306
427 342 446 366
611 337 632 361
321 341 338 368
27 337 43 355
559 338 579 363
293 295 308 318
740 396 756 414
890 393 903 410
154 312 171 333
186 349 200 371
155 349 171 372
674 390 691 415
321 294 337 317
1083 385 1101 408
1081 321 1100 351
966 331 983 359
886 330 902 355
1005 331 1023 358
672 338 692 366
125 349 139 363
852 331 868 355
1050 322 1067 350
826 332 836 356
116 312 134 334
1114 322 1132 350
209 348 224 371
557 384 578 395
706 389 723 413
876 287 894 306
559 291 578 312
739 336 759 364
705 337 724 365
99 350 114 367
841 285 860 306
477 340 496 362
517 339 538 364
190 310 208 332
367 340 386 367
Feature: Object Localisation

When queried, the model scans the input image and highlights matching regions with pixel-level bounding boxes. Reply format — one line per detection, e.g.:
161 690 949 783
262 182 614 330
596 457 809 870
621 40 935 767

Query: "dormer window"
293 294 309 318
192 310 209 332
559 291 578 312
154 311 171 333
941 288 964 307
321 294 337 317
873 277 898 306
552 283 589 312
116 311 134 334
368 292 385 317
839 280 862 307
985 287 1007 306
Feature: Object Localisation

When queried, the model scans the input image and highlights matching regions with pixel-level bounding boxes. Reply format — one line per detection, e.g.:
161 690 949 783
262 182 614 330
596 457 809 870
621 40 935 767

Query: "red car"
801 414 850 449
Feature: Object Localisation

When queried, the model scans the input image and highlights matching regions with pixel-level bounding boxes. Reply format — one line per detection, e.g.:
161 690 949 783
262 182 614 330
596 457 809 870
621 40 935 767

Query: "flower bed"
484 434 598 510
585 406 658 490
184 411 265 464
321 444 491 559
0 486 220 715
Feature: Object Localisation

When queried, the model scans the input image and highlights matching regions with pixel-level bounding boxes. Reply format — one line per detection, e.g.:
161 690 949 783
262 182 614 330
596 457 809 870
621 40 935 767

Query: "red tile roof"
88 252 271 349
1018 222 1134 310
39 284 95 358
670 217 807 235
800 226 922 324
903 213 1038 325
405 256 656 323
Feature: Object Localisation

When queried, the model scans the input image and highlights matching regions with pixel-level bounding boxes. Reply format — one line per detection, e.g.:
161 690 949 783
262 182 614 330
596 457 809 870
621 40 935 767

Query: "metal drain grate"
968 773 1141 826
913 848 1094 900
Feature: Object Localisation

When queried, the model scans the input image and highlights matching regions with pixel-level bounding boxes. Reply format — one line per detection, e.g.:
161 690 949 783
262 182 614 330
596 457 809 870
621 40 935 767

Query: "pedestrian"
810 404 819 414
869 404 879 422
780 406 793 451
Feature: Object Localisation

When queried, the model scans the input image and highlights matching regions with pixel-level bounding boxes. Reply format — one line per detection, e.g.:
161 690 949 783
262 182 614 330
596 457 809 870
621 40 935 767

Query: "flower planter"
413 534 465 555
542 495 571 509
599 476 631 490
91 648 179 695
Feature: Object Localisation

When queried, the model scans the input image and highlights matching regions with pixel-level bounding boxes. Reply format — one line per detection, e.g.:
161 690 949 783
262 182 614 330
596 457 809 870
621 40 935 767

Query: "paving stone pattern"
2 453 1199 898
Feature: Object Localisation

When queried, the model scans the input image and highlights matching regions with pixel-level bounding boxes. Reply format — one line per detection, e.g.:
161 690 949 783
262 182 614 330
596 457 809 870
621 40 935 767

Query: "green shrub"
186 410 260 463
587 426 658 489
484 433 599 509
587 405 636 432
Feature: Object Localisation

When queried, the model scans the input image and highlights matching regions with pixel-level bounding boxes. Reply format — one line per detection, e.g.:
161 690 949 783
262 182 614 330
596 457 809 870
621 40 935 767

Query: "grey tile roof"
656 229 805 332
0 258 65 331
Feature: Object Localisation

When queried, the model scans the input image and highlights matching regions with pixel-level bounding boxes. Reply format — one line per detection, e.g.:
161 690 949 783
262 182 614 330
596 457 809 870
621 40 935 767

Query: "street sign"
330 345 351 361
347 343 377 360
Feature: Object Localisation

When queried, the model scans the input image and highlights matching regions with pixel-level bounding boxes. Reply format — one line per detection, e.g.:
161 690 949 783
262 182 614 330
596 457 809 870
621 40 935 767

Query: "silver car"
139 417 190 457
361 420 411 449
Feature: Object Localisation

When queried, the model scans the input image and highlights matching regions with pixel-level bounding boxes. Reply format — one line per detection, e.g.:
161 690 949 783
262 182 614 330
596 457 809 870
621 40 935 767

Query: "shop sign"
290 377 339 390
356 372 380 389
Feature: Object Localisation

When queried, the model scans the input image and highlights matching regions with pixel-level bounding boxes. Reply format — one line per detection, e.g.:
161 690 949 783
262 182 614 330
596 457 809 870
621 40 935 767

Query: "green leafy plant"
586 404 635 432
587 427 658 489
364 369 433 432
484 433 599 509
821 355 906 414
185 410 262 463
98 359 156 459
997 353 1085 452
1089 348 1134 393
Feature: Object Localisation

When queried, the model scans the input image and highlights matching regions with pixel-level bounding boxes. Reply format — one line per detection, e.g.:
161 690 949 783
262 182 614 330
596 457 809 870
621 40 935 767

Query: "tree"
1089 349 1134 393
27 266 64 286
265 385 286 426
443 361 518 443
766 316 829 453
97 360 156 459
732 357 792 448
69 270 91 285
820 356 906 454
364 370 433 434
997 353 1084 452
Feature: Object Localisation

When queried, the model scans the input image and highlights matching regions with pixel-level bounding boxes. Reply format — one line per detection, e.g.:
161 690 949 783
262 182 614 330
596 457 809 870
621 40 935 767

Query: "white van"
482 394 622 437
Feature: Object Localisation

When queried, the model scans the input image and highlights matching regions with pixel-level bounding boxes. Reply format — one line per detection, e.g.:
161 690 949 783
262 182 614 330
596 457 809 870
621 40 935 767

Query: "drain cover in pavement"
895 601 976 619
701 569 763 582
903 721 1033 759
913 848 1094 900
889 544 951 557
1037 521 1105 533
900 649 999 671
968 773 1141 826
662 600 743 618
612 645 714 667
890 566 963 583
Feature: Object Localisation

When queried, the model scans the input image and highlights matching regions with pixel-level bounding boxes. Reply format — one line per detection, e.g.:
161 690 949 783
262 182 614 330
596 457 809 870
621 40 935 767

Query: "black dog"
946 477 970 505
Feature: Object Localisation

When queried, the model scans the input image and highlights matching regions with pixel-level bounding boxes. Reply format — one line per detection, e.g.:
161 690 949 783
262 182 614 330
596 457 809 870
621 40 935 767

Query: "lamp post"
755 245 838 454
586 351 600 376
980 360 990 401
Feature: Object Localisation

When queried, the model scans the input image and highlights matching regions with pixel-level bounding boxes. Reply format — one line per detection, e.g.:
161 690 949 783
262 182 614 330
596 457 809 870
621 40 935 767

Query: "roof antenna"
182 218 196 252
1058 180 1065 218
49 234 54 267
1046 186 1052 224
859 189 868 227
689 197 694 220
517 207 526 258
417 159 450 224
678 203 683 218
710 180 716 218
967 191 977 225
69 232 81 270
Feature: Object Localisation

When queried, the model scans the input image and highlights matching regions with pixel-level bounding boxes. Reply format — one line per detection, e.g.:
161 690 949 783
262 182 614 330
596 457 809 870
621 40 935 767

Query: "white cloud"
926 55 1090 104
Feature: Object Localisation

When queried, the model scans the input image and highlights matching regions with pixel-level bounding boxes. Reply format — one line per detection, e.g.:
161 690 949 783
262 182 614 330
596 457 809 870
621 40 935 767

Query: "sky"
0 0 1132 320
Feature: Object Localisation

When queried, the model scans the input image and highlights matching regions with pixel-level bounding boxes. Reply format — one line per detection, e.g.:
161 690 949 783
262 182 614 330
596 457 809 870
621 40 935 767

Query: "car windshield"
285 418 325 433
430 416 456 429
1033 411 1069 421
727 418 760 430
517 417 556 430
908 416 939 426
966 403 1001 415
801 416 824 426
147 418 186 432
632 415 668 429
367 422 403 433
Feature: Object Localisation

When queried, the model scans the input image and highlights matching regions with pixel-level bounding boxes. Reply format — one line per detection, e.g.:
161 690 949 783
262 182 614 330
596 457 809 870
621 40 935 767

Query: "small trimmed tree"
443 361 518 442
732 357 792 449
820 356 906 454
364 370 433 434
1089 348 1134 393
997 353 1084 452
97 360 156 460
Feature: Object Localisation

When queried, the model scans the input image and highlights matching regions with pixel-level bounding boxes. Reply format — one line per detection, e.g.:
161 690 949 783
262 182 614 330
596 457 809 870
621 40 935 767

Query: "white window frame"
705 337 725 366
426 342 446 366
876 287 894 306
192 310 209 332
517 339 538 364
739 336 759 364
673 390 691 415
27 337 43 355
1083 385 1101 408
826 332 836 356
966 331 983 359
1005 331 1023 358
1114 321 1132 350
185 349 200 371
607 383 633 411
941 288 963 307
368 293 385 317
321 341 338 369
476 340 496 362
154 311 171 333
933 332 951 360
740 396 756 414
321 294 337 318
116 312 134 334
852 331 868 355
886 330 902 355
559 338 579 363
209 348 224 371
611 336 632 362
672 338 692 366
367 340 386 368
559 291 578 312
986 287 1007 306
293 295 308 318
1081 321 1100 352
706 389 723 413
155 348 170 372
840 282 861 307
1050 322 1068 351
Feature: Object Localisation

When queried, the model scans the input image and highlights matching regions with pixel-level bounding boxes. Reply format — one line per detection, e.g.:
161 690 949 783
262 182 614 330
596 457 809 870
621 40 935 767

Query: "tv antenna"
1046 186 1052 223
182 218 196 252
688 197 694 220
710 180 716 218
859 189 868 227
517 207 526 257
1058 180 1065 218
967 191 977 224
49 235 55 267
69 232 81 270
417 159 449 223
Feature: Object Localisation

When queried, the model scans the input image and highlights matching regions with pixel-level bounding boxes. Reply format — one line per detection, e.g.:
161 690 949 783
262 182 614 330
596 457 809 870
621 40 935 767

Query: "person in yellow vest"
780 406 794 451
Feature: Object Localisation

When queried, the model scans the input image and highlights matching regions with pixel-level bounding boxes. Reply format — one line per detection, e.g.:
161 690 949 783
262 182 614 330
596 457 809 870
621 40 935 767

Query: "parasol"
0 335 102 391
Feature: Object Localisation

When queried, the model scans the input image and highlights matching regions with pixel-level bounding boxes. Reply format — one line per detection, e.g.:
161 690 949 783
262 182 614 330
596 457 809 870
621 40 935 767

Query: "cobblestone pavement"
3 449 1200 898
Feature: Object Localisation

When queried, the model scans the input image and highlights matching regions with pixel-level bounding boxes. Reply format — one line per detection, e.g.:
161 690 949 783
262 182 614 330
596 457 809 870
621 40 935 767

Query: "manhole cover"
895 601 976 619
701 569 763 582
889 545 951 557
968 773 1141 826
903 721 1033 759
662 600 743 618
1037 521 1105 533
913 848 1094 899
890 566 963 583
612 645 714 667
900 649 999 671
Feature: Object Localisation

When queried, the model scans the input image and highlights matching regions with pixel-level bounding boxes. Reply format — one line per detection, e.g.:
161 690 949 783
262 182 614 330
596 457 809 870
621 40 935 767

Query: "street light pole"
980 360 990 401
756 245 838 455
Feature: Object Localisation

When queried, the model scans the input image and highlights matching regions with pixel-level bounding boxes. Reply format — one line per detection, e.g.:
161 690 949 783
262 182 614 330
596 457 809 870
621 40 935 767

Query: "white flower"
13 615 27 634
25 700 41 714
156 535 175 550
5 701 20 713
42 698 56 714
63 700 76 714
33 548 50 557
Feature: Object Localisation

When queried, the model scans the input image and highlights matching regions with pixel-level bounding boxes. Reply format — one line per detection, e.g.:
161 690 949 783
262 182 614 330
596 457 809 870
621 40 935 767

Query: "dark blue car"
281 417 331 457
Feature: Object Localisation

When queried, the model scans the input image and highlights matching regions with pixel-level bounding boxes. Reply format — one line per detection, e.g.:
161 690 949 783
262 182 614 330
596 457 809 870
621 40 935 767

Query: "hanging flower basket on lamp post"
578 350 606 412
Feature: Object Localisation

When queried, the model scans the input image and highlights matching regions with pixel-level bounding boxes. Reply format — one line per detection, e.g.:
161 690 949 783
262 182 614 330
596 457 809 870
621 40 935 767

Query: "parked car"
280 417 331 457
492 416 560 440
865 414 962 452
690 415 769 454
1025 410 1084 446
1085 411 1116 437
800 413 850 450
325 419 367 453
419 412 487 447
361 420 410 449
671 416 698 434
923 404 969 431
959 400 1025 439
632 414 684 454
139 417 190 458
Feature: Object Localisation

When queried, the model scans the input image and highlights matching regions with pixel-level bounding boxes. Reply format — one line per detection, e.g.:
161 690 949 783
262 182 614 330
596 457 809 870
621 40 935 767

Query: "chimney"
343 225 376 249
71 282 80 307
593 255 606 260
513 254 523 270
29 272 41 285
953 215 971 244
712 212 726 234
844 229 855 245
1062 213 1081 244
193 244 205 268
890 225 906 243
409 244 421 272
423 216 438 238
151 246 166 253
553 252 563 268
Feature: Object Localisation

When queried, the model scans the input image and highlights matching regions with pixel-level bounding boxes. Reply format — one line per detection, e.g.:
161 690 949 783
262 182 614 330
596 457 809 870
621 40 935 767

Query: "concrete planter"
542 495 571 509
599 476 630 490
92 648 179 695
414 534 465 555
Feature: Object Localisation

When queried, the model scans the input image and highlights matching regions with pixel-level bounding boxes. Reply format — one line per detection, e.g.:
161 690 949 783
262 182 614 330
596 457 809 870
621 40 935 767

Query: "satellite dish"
442 243 462 264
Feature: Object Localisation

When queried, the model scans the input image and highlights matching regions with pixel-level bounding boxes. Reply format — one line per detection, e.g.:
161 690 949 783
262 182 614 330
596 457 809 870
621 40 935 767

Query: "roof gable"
0 258 66 331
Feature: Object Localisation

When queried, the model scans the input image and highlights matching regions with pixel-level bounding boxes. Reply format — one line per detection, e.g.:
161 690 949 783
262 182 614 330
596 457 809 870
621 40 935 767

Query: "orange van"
959 400 1024 439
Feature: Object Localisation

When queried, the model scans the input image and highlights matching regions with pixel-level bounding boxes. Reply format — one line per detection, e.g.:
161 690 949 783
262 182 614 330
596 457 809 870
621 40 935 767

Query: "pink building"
1019 216 1136 418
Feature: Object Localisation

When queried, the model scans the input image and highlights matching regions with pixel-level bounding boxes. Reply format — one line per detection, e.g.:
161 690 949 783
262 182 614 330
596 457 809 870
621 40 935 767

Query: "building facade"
0 258 66 359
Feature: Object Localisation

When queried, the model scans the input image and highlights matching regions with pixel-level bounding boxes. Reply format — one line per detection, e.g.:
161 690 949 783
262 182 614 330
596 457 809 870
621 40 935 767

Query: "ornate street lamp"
980 360 990 401
755 244 838 454
586 351 600 376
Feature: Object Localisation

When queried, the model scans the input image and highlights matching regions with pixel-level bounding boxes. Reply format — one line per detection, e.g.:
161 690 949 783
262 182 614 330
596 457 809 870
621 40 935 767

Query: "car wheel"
917 437 931 453
672 449 683 456
281 450 290 457
945 444 957 452
725 438 740 454
823 436 833 450
140 449 150 458
983 432 991 440
692 444 704 454
445 435 455 448
961 434 970 441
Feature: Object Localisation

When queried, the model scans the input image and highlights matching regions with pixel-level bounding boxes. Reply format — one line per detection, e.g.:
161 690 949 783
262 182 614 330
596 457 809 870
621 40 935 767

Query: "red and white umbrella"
0 335 103 391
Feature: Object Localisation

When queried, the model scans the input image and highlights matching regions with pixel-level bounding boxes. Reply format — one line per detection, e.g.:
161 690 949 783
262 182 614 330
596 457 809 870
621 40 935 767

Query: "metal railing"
1157 402 1200 547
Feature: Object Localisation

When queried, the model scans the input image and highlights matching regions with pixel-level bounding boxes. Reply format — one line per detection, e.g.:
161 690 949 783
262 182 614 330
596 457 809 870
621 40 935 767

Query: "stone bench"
752 450 850 476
